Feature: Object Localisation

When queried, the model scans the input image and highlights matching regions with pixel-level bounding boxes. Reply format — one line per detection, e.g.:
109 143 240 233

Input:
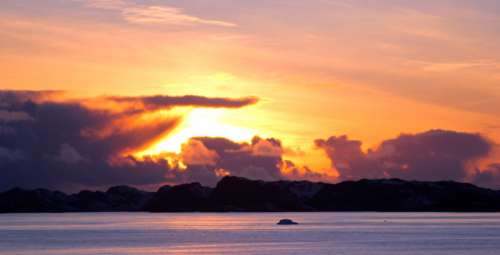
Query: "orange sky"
2 0 500 172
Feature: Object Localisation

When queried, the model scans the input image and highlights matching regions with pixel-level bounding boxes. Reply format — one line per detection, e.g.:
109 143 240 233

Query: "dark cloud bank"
0 91 263 191
315 130 499 188
0 90 499 192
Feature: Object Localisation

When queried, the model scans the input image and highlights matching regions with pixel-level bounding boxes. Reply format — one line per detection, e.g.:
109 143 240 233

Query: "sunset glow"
4 2 500 255
139 108 257 155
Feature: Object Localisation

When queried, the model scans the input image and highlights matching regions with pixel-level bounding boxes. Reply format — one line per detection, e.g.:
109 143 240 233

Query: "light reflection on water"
1 212 500 255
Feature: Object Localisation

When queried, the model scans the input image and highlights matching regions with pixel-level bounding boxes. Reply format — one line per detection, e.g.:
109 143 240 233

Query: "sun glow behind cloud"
138 108 257 155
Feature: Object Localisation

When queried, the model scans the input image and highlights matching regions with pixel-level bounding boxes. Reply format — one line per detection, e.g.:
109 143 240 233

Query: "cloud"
316 129 496 186
122 6 237 27
106 95 258 111
82 0 237 27
3 90 498 190
0 95 177 191
251 137 283 157
0 90 64 106
176 136 333 186
0 147 23 162
0 110 33 123
279 159 332 183
473 164 500 189
0 91 257 191
183 137 284 185
54 143 86 164
83 0 127 10
181 139 218 165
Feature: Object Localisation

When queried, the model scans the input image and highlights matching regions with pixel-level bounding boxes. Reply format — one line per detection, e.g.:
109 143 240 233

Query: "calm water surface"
1 212 500 255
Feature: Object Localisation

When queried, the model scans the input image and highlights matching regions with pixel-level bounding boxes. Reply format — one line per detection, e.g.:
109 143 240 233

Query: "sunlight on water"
1 213 500 255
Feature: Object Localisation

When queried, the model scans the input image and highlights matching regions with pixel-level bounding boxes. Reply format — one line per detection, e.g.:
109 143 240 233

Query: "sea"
1 212 500 255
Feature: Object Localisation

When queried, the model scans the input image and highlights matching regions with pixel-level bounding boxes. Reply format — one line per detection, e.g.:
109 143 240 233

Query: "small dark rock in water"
277 219 298 225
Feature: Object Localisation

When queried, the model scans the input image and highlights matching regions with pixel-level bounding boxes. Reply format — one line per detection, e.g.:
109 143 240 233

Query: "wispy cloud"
83 0 128 10
410 59 500 72
81 0 237 27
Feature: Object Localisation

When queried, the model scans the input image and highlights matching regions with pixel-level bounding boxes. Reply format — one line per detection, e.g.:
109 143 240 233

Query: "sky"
1 0 500 191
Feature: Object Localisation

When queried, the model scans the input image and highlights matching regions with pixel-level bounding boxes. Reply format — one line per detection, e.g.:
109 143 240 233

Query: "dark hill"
145 183 212 212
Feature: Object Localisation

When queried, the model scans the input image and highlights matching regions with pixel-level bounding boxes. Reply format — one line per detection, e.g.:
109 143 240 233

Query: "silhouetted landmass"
208 177 323 211
0 186 153 213
145 183 212 212
2 176 500 213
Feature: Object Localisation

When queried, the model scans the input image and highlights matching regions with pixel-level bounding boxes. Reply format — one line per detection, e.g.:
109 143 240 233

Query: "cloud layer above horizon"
0 91 260 191
1 90 499 192
316 130 497 185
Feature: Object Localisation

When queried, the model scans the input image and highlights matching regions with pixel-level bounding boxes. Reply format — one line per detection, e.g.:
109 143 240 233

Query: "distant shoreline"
2 176 500 213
